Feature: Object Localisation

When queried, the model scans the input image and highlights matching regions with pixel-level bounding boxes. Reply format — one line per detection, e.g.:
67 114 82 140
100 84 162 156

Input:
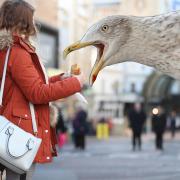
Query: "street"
33 135 180 180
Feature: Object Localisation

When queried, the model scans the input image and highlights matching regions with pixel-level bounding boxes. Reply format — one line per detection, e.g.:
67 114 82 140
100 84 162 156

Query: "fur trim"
0 30 13 50
49 104 58 128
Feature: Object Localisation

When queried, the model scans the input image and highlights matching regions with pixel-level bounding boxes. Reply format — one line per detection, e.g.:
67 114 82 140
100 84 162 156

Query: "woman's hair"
0 0 36 37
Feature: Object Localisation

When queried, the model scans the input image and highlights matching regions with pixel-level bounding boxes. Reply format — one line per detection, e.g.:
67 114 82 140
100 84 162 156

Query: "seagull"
64 11 180 85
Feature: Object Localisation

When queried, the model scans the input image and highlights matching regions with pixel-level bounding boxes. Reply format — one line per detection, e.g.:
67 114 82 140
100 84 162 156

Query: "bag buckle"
5 126 14 136
26 139 34 150
34 132 38 137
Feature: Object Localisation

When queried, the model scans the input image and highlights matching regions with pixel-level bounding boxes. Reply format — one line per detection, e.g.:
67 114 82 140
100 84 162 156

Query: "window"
36 25 59 69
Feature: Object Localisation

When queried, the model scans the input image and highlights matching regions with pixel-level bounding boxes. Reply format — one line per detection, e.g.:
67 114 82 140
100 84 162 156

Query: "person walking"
0 165 5 180
0 1 84 180
56 107 68 148
152 107 167 151
128 103 146 151
73 105 88 150
169 110 177 138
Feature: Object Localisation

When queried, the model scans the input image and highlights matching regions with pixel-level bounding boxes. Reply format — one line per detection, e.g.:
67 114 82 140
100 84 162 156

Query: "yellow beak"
63 41 94 59
63 41 104 86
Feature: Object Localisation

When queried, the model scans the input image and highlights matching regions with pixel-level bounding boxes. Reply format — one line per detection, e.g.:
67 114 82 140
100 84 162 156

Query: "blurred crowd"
53 103 114 151
127 103 179 151
52 102 180 153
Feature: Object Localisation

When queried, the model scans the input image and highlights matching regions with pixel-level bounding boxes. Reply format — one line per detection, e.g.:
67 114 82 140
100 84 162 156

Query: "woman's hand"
74 73 85 88
60 73 84 88
60 73 72 80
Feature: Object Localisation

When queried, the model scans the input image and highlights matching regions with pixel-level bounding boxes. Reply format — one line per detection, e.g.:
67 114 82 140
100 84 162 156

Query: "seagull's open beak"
63 41 105 86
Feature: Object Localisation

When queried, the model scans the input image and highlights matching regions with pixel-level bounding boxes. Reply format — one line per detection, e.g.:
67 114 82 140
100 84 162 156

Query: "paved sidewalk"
33 135 180 180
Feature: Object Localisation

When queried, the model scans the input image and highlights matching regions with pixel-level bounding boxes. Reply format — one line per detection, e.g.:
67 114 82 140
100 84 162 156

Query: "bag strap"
29 102 38 134
0 47 11 106
0 47 38 134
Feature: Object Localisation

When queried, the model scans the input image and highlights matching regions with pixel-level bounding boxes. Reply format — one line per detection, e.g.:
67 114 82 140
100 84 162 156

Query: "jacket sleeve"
10 49 81 104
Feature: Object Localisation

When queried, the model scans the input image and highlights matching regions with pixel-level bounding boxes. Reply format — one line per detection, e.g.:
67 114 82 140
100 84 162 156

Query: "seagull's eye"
101 25 109 32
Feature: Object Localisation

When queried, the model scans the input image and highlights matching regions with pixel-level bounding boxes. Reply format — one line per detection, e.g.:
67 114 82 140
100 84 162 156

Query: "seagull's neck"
122 12 180 69
126 17 156 66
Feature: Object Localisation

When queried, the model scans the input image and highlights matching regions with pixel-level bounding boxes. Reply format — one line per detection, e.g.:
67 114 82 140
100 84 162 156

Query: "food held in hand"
71 64 81 75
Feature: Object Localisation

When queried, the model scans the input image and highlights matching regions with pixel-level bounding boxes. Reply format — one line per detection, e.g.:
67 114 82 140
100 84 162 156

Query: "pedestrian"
73 104 88 150
0 1 84 180
169 110 177 138
107 117 113 135
56 107 68 148
128 103 146 151
0 165 5 180
152 106 167 151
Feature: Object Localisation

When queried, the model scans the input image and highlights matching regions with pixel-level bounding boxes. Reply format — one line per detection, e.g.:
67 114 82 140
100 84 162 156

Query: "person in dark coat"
169 110 177 138
128 103 146 151
152 106 167 150
0 165 5 180
73 105 88 150
56 108 68 148
56 108 67 134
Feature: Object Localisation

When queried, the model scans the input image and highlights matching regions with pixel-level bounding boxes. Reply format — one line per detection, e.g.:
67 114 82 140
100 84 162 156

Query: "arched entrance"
143 72 180 113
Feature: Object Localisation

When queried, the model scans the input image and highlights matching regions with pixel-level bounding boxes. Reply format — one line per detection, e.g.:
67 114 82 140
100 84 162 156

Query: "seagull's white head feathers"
81 16 132 65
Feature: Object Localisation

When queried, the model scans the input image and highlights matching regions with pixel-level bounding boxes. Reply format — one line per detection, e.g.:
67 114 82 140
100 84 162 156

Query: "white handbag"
0 47 42 174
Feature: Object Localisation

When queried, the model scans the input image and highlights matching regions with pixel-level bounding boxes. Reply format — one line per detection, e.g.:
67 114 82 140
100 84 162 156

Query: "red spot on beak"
92 75 97 83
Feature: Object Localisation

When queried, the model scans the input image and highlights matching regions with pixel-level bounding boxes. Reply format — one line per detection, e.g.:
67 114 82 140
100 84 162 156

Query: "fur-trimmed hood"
0 30 13 50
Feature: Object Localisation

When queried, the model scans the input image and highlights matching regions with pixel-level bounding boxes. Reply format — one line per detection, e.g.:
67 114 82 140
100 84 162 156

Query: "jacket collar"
13 35 36 54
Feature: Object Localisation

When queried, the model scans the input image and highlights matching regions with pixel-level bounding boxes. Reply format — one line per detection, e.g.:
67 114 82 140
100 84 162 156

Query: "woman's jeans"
6 164 36 180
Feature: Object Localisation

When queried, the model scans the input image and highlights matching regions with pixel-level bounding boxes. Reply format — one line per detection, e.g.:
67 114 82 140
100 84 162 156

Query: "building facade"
59 0 93 77
31 0 60 71
0 0 60 71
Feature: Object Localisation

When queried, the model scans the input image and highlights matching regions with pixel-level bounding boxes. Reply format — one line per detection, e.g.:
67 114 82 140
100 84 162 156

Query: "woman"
0 1 84 180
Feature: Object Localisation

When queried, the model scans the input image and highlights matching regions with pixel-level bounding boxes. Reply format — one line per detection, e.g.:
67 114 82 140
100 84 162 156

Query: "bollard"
103 123 109 140
96 123 103 139
96 123 109 140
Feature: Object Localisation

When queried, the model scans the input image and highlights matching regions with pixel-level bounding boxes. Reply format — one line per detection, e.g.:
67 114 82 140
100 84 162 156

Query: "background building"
31 0 60 71
59 0 93 77
0 0 60 72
